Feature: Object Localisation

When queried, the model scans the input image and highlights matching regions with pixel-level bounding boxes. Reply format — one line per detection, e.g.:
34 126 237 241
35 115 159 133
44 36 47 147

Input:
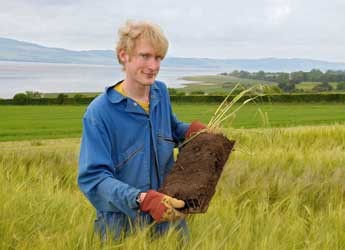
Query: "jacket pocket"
113 143 148 189
114 143 144 171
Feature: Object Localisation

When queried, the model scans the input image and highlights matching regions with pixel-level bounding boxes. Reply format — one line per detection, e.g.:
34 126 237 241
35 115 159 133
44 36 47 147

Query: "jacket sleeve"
78 114 140 219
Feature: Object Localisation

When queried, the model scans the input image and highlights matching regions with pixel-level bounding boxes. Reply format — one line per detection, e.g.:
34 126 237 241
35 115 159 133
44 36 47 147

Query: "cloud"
0 0 344 61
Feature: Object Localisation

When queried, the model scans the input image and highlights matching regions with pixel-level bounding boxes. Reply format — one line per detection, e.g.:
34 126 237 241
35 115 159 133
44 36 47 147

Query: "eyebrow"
138 52 162 58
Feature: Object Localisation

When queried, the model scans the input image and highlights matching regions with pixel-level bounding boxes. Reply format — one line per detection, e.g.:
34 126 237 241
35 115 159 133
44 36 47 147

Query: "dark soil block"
159 132 235 213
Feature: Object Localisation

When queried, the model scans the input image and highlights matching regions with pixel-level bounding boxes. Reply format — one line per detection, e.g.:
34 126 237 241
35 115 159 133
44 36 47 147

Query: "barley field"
1 124 344 249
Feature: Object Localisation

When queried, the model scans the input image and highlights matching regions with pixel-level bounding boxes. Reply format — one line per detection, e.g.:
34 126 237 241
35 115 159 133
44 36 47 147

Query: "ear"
118 49 129 64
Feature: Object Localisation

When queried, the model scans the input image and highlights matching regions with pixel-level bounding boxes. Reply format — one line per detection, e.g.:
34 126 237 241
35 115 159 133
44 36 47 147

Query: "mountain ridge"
1 37 345 72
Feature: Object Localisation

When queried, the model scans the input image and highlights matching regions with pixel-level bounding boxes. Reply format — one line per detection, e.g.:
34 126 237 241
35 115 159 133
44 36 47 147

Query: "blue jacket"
78 80 189 237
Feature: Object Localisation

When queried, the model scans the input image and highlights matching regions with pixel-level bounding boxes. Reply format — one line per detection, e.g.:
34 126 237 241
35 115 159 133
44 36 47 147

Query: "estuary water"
0 61 221 98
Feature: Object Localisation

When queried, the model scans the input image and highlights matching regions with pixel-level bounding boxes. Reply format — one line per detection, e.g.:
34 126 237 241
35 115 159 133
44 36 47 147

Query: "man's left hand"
185 120 207 138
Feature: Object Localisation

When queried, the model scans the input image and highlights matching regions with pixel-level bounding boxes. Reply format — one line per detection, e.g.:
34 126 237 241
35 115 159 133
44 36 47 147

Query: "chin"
141 78 156 86
140 73 157 85
143 81 155 86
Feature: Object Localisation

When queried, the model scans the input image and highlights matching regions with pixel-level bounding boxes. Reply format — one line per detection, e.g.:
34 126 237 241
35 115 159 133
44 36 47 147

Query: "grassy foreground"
1 125 345 249
1 103 345 141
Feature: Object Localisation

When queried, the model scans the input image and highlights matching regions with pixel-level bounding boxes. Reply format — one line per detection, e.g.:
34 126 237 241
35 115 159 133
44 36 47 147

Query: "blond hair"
115 20 169 66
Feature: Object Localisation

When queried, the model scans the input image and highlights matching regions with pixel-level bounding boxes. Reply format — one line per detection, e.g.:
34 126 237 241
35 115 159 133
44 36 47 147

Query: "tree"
276 73 289 85
290 71 306 84
256 71 266 80
278 82 296 93
25 91 42 99
168 88 178 95
74 94 84 104
336 82 345 91
13 93 29 105
308 69 324 82
230 70 240 77
312 82 333 92
275 72 296 93
239 70 250 79
56 93 68 104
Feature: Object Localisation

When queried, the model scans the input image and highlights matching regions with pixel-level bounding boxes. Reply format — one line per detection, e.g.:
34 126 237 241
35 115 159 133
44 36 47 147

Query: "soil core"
160 132 235 213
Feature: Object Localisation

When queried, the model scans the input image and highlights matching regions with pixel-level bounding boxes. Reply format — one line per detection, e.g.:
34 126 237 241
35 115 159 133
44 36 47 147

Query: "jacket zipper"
148 118 160 188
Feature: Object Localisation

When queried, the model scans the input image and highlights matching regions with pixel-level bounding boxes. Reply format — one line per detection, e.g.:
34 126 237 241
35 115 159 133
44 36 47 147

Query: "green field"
181 75 276 93
180 75 343 94
1 125 345 249
296 82 339 91
0 103 344 141
0 106 85 141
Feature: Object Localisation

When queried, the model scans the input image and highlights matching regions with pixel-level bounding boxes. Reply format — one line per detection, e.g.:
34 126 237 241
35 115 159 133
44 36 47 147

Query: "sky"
1 0 345 62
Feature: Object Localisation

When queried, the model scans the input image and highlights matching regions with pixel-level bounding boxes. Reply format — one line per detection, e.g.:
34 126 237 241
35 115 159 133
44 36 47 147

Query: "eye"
139 53 151 60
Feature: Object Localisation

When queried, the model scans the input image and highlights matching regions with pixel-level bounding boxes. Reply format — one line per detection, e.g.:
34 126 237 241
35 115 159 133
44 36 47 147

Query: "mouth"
143 72 156 78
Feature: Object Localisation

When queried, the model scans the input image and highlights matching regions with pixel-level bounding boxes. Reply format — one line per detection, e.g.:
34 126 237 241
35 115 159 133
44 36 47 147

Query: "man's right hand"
139 190 186 222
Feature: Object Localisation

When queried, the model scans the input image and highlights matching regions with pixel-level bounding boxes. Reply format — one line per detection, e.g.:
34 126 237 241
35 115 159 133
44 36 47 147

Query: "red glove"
139 190 185 222
185 120 207 138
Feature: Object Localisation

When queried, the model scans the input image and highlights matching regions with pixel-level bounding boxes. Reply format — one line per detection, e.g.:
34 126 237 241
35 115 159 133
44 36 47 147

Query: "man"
78 20 205 240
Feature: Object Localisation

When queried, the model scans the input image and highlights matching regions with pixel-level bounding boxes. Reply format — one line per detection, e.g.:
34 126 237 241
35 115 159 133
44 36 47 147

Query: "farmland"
295 82 339 91
0 100 345 249
0 103 345 141
180 75 344 94
1 124 345 249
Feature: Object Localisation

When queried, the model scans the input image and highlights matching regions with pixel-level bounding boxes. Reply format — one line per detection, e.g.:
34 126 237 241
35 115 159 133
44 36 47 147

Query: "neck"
122 80 151 103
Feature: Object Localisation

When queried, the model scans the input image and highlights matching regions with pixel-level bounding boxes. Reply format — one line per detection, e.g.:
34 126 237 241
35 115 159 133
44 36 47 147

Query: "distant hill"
1 37 345 72
0 37 115 65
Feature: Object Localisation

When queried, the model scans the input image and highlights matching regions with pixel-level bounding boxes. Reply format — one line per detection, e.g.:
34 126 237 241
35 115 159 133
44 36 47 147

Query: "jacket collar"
105 80 161 105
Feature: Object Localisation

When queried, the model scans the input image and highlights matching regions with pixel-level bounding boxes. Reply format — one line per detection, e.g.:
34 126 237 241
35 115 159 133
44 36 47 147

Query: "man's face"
120 38 162 87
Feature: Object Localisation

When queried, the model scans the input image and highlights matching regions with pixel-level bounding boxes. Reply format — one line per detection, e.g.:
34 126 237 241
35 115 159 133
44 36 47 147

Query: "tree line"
223 69 345 92
11 91 86 105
